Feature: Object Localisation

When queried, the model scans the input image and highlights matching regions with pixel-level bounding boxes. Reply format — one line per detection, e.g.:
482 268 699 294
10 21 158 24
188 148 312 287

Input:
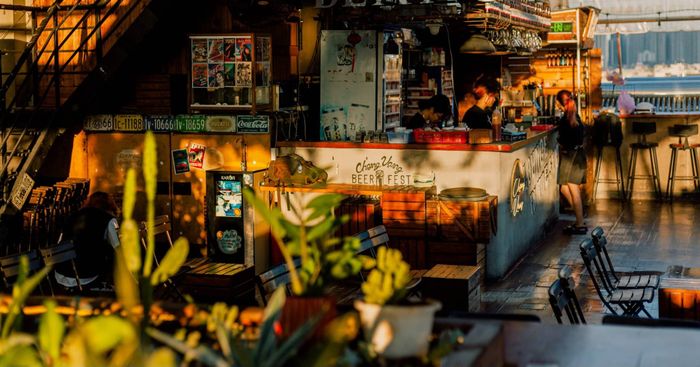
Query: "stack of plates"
438 187 488 202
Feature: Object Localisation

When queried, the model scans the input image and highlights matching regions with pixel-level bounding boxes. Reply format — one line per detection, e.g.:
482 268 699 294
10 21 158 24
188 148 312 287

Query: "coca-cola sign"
236 115 269 133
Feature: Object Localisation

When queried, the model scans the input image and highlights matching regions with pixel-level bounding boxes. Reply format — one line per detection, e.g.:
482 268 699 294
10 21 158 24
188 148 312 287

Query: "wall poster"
172 149 191 175
190 34 271 109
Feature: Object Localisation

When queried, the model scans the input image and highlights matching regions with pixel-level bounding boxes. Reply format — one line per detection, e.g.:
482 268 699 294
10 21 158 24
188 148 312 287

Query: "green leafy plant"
360 247 411 306
117 131 190 320
243 189 374 296
148 287 317 367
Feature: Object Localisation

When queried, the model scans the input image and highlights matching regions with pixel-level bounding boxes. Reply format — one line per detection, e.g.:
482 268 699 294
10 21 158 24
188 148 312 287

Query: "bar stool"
666 124 700 200
593 113 625 201
627 121 662 200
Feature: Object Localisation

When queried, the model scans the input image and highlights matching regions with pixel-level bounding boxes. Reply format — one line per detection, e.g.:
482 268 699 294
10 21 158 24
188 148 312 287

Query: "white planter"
354 299 441 359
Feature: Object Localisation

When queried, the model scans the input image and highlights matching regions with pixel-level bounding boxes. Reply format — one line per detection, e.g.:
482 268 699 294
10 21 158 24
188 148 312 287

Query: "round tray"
438 187 488 201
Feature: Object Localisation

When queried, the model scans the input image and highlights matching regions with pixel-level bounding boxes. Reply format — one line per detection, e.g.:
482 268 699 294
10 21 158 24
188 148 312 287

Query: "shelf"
385 112 401 116
385 89 401 95
407 96 432 100
407 87 433 91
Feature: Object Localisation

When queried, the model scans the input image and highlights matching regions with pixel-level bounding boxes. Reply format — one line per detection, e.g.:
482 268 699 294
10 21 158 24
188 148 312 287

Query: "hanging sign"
205 116 237 132
115 115 144 132
176 115 206 132
11 173 35 210
236 115 269 133
145 115 176 132
84 115 113 131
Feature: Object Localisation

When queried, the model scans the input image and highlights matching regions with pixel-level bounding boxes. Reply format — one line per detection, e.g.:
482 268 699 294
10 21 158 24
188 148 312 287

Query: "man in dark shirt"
462 76 500 129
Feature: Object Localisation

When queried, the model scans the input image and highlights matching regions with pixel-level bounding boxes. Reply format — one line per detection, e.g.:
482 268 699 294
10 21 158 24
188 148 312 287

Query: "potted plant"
242 189 374 338
354 247 441 359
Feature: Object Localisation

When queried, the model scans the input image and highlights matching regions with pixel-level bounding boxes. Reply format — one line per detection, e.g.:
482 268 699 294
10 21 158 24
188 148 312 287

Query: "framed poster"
190 34 271 110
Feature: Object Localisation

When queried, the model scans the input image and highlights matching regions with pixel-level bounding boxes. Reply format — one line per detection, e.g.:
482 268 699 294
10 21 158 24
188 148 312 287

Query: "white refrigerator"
320 30 383 141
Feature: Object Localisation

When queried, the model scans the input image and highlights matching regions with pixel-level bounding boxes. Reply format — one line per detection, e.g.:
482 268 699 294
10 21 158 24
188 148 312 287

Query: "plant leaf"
146 327 228 367
306 217 336 242
243 188 286 240
119 219 141 274
122 168 137 220
80 316 136 355
38 300 64 362
143 131 158 201
0 344 42 367
144 347 178 367
266 314 320 367
114 249 140 312
2 259 51 338
151 237 189 286
306 194 345 219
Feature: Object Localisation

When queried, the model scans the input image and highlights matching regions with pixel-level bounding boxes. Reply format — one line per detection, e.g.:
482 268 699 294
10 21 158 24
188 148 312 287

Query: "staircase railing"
0 0 142 212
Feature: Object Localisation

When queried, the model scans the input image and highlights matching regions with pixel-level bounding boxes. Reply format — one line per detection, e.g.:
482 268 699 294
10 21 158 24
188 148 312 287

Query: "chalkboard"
236 115 269 133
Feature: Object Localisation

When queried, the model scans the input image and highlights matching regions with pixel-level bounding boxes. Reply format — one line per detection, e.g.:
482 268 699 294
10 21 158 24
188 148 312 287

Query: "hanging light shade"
459 34 496 54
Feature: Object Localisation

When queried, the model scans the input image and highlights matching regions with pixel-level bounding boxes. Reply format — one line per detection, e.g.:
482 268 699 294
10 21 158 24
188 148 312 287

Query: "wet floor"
482 199 700 323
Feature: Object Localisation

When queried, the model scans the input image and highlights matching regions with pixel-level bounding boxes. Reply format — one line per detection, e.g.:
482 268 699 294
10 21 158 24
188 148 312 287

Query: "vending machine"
205 167 269 273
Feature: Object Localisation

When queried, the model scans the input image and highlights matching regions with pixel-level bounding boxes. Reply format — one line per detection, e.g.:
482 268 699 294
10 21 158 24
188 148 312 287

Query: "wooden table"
659 265 700 320
503 321 700 366
178 261 256 305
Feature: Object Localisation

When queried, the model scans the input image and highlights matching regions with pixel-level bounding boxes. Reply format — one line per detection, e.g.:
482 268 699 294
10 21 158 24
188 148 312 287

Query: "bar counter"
276 127 559 279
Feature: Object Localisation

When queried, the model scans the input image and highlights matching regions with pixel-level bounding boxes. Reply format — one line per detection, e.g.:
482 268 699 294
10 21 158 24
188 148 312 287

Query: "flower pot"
280 296 336 341
354 299 441 359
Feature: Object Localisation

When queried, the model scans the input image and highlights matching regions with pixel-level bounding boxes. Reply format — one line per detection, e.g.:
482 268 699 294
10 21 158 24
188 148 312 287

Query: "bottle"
492 108 502 141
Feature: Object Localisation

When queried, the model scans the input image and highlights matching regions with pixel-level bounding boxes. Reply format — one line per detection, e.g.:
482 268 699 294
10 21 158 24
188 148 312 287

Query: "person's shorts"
558 147 587 185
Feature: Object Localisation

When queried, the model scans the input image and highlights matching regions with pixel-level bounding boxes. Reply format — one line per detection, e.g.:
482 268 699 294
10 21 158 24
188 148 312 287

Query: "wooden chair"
590 227 661 289
353 225 422 291
0 250 44 292
256 259 301 306
548 266 586 324
39 243 83 294
579 239 654 317
139 215 187 302
602 315 700 328
140 215 174 267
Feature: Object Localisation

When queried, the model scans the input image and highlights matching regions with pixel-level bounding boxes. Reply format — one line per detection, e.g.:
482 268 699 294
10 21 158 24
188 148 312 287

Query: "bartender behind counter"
406 94 451 130
462 76 500 129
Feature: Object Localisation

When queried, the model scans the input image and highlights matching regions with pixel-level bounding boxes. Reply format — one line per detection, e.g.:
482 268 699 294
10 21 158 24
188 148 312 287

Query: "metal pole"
576 9 581 111
52 11 60 110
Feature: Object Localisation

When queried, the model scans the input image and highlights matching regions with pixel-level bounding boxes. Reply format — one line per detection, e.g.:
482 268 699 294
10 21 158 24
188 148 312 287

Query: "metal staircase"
0 0 151 217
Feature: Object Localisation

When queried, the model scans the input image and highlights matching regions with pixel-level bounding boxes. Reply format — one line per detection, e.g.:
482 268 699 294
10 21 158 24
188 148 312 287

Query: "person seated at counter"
556 89 587 235
406 94 451 130
457 92 477 124
462 76 500 129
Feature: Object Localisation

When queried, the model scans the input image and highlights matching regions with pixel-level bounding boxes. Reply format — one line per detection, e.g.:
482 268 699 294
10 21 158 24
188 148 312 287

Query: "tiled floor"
482 199 700 324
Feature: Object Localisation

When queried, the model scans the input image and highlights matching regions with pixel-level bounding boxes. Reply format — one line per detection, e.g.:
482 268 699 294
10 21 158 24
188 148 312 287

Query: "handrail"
0 0 131 187
0 1 63 96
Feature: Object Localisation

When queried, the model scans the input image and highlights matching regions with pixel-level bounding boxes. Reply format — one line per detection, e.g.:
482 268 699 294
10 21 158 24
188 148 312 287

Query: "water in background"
602 76 700 94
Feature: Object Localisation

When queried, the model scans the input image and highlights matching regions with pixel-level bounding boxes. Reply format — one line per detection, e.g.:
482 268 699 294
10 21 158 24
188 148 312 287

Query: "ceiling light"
459 34 496 54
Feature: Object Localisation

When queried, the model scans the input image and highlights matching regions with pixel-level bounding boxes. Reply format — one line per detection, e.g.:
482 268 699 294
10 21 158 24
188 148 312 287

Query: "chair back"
39 243 78 267
590 227 621 285
669 124 698 138
548 266 586 324
39 243 82 293
580 239 616 297
0 250 43 289
256 258 302 305
355 225 389 257
141 215 174 247
632 121 656 135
